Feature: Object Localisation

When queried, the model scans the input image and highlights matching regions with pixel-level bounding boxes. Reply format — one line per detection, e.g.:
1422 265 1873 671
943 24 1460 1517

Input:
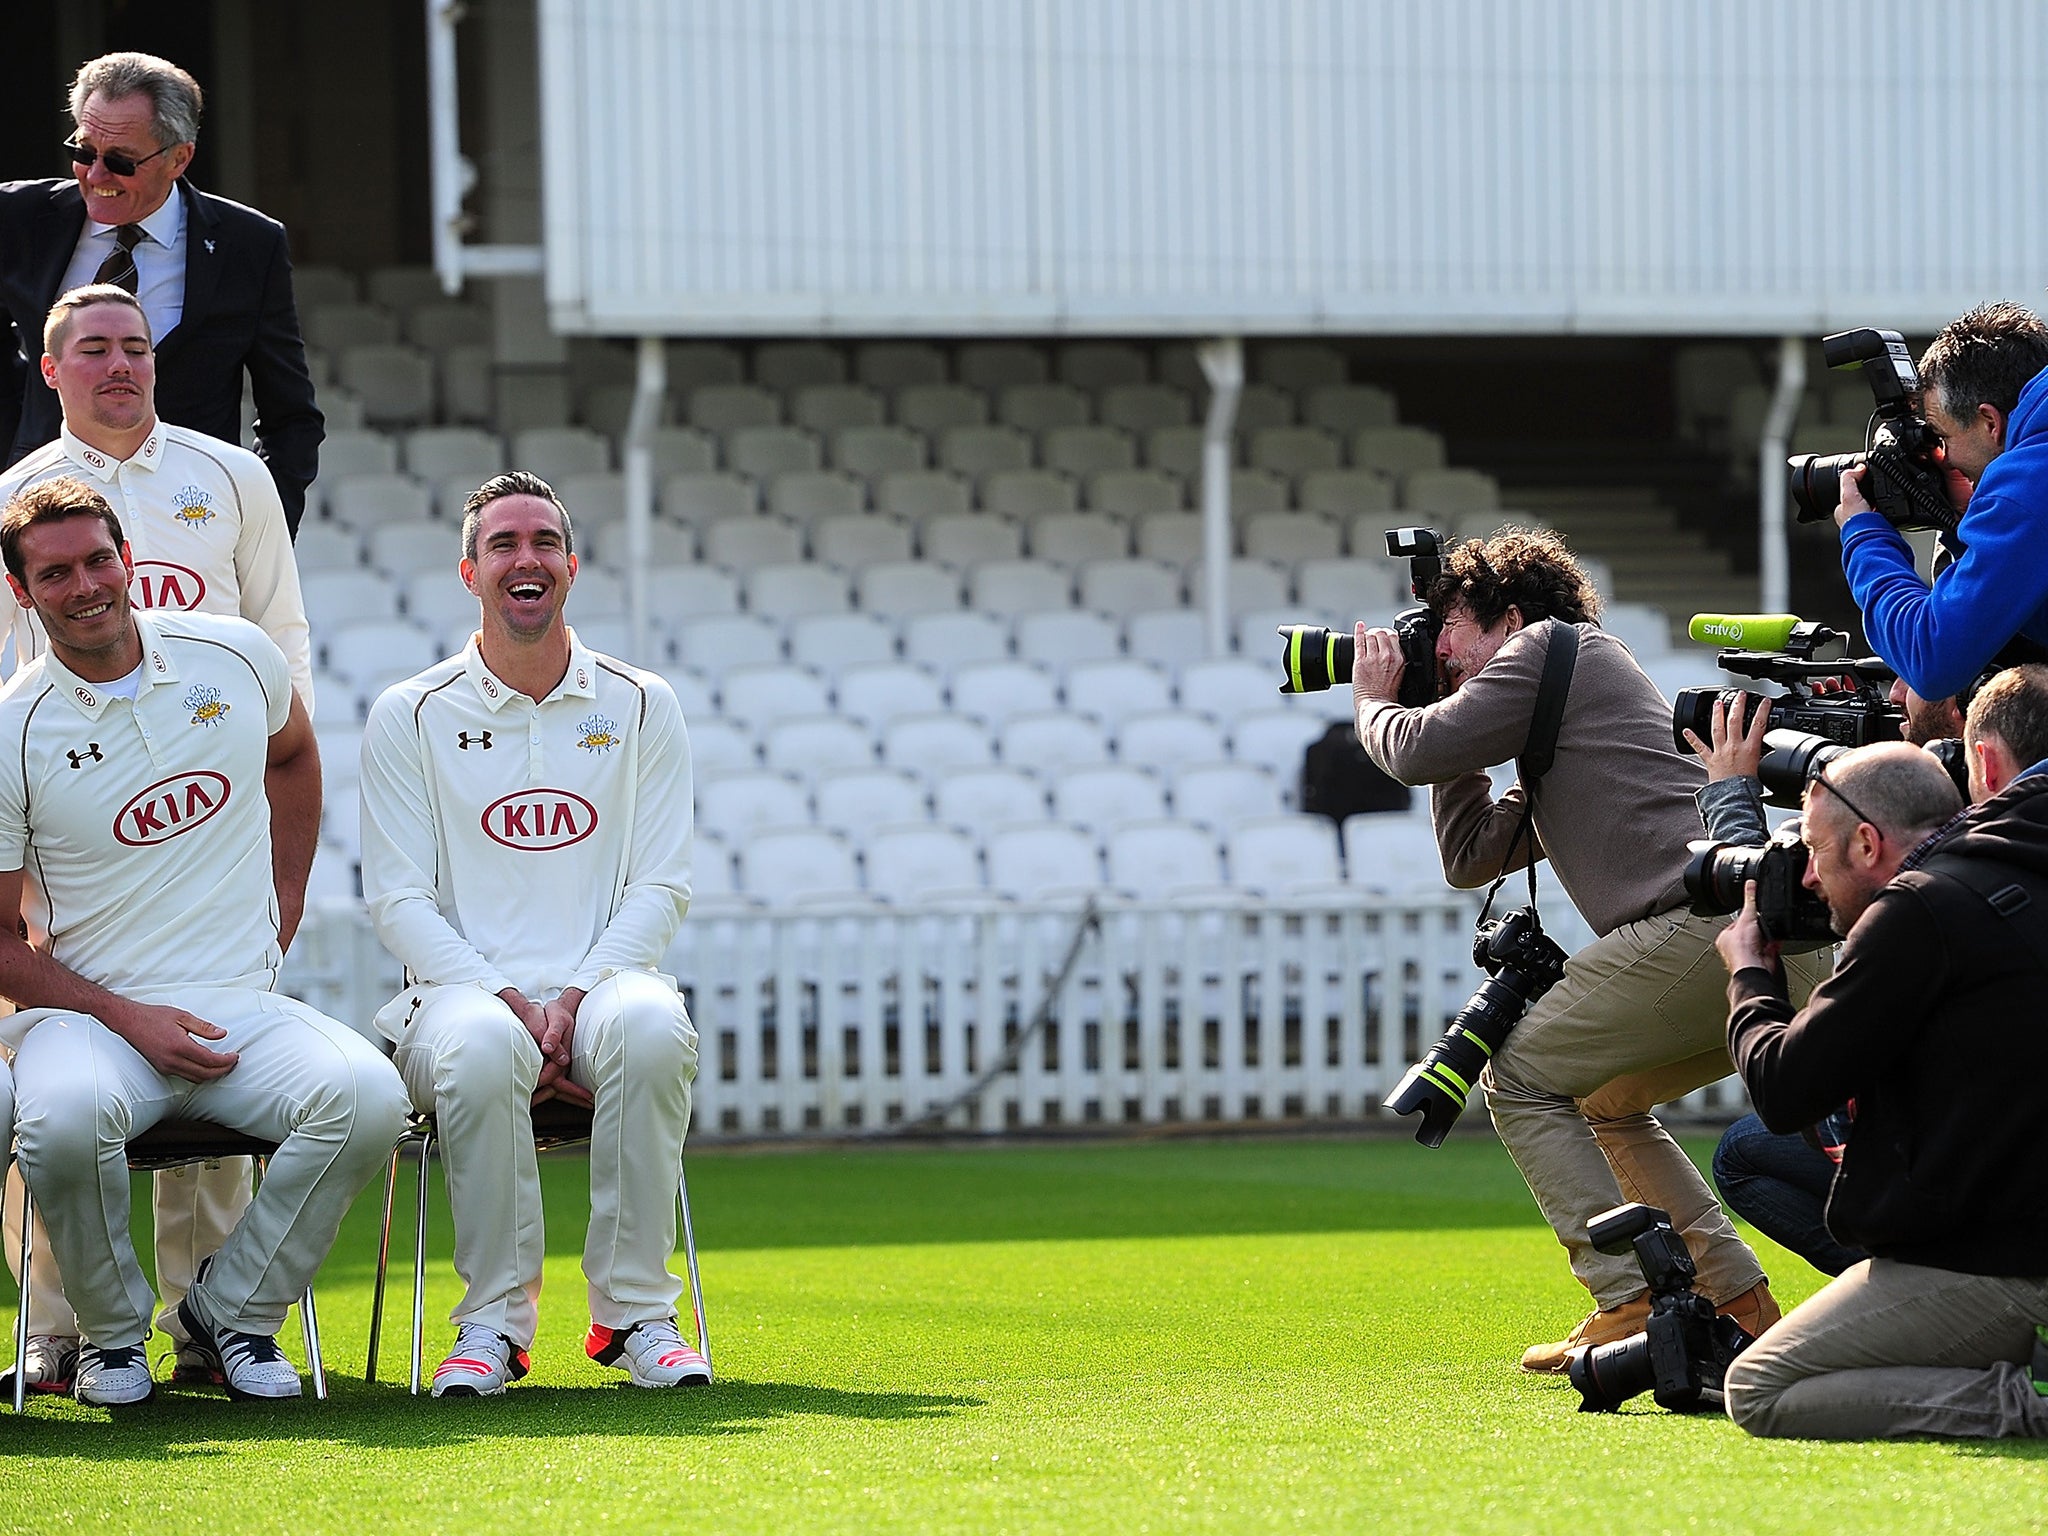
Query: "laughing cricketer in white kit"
357 471 704 1397
0 476 405 1405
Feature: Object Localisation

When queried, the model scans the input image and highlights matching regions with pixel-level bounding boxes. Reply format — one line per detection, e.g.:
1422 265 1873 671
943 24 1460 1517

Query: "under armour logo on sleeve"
66 744 103 769
458 730 493 750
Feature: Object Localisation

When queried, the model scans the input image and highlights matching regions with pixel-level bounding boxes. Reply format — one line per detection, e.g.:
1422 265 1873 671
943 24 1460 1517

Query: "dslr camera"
1567 1202 1756 1414
1670 619 1902 755
1278 526 1443 707
1683 726 1845 943
1786 327 1959 537
1382 906 1568 1147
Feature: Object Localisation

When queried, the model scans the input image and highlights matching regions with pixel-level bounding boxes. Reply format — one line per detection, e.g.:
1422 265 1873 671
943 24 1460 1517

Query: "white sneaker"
431 1323 530 1398
74 1341 154 1406
176 1292 302 1400
586 1318 712 1387
13 1333 81 1395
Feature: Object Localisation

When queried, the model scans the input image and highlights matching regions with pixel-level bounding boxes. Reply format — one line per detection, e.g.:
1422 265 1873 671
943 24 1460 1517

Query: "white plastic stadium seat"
642 564 741 626
1056 342 1148 391
1077 559 1180 618
1099 385 1192 434
1088 469 1185 516
672 614 782 674
745 563 854 622
1030 512 1128 566
1171 762 1283 832
688 718 759 776
854 342 947 391
303 569 402 627
1249 427 1343 480
651 427 719 477
1062 658 1172 731
1243 513 1342 564
1188 558 1291 615
1230 709 1329 779
1104 820 1226 897
1601 603 1673 658
1117 711 1226 774
367 522 454 579
983 470 1077 519
876 471 974 522
338 345 435 427
327 474 432 531
768 471 866 525
314 429 399 484
407 303 491 353
791 385 886 434
786 613 899 678
1404 468 1501 516
834 662 945 729
1301 470 1397 521
713 663 832 733
738 828 861 903
813 768 928 836
761 715 876 777
325 620 441 690
999 711 1110 773
728 425 823 481
1133 513 1204 567
938 425 1033 481
1145 425 1211 479
1042 426 1137 480
706 518 804 574
1303 384 1398 436
656 667 718 720
1352 425 1446 479
1223 816 1346 897
812 515 913 572
583 519 698 570
948 660 1060 727
984 823 1102 901
1123 609 1206 667
666 343 746 390
895 383 989 436
1255 342 1346 391
305 302 400 351
754 341 847 390
862 824 983 904
687 384 781 434
1235 384 1297 432
833 426 927 478
880 714 995 777
696 770 812 839
511 426 610 483
956 342 1048 392
998 383 1091 433
403 426 504 482
857 561 963 619
1013 610 1120 667
932 767 1048 828
1296 559 1403 623
1343 813 1445 895
921 513 1023 569
1049 764 1166 835
968 560 1072 618
295 522 364 574
400 571 478 639
900 611 1011 670
556 472 625 525
1230 469 1292 515
1178 657 1284 722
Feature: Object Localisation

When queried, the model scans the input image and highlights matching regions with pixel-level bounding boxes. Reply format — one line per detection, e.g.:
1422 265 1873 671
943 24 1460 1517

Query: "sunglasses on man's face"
65 138 173 178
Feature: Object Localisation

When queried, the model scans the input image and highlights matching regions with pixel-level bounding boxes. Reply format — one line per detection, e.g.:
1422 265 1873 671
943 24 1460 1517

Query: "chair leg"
409 1128 433 1396
677 1152 710 1373
365 1144 401 1384
301 1286 327 1401
12 1174 32 1415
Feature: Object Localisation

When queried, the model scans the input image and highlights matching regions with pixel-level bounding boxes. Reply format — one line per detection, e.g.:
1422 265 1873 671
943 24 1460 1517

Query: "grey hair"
70 53 204 148
460 471 575 564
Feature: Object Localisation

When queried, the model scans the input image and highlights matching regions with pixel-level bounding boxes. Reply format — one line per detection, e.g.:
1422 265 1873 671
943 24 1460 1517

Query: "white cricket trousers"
4 1157 253 1343
10 987 409 1348
388 971 698 1349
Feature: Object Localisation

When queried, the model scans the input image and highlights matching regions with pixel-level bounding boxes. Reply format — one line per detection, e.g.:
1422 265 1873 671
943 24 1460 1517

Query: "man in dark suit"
0 52 323 533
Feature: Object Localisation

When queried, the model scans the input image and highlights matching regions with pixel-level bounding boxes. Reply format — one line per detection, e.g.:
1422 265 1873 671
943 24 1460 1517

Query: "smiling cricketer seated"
0 476 404 1406
358 471 703 1398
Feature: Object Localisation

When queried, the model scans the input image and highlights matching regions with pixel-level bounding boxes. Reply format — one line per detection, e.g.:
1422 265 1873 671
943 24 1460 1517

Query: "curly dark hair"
1423 524 1602 629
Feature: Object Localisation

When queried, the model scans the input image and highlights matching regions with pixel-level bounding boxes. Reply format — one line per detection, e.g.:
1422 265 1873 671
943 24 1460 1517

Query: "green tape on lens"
1421 1063 1471 1106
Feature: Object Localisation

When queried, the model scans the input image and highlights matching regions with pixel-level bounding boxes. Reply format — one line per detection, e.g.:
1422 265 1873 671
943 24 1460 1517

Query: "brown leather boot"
1715 1279 1781 1340
1519 1293 1652 1374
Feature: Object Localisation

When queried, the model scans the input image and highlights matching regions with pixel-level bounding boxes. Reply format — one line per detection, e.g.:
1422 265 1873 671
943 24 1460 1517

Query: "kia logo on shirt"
114 771 231 846
481 789 598 850
130 561 208 611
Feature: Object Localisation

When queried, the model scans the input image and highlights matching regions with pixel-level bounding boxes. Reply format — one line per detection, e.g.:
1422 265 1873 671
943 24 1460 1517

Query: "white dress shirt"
61 190 186 345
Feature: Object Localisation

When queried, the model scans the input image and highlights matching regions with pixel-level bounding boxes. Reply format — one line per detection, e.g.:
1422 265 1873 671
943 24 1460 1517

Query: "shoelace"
443 1324 507 1366
217 1330 288 1372
86 1344 144 1371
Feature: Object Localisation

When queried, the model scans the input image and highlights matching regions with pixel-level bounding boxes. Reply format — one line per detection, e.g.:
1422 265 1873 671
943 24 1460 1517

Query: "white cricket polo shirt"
359 630 693 1000
0 611 293 1010
0 421 313 711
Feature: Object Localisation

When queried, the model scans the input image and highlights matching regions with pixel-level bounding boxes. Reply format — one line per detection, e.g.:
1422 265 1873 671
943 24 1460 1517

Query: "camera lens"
1786 451 1865 522
1568 1331 1657 1412
1682 841 1763 916
1277 625 1354 694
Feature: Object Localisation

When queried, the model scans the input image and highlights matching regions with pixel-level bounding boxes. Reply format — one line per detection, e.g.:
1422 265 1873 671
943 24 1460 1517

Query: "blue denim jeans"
1712 1112 1867 1278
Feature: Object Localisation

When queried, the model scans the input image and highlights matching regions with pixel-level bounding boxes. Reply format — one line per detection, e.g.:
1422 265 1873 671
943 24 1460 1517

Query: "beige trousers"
387 971 698 1349
1481 908 1826 1308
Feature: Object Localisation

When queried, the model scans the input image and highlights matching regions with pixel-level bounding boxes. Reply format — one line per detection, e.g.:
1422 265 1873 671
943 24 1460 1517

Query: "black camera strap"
1918 850 2048 976
1479 620 1580 926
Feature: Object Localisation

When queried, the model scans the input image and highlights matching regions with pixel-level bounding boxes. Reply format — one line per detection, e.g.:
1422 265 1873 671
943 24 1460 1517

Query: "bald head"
1807 741 1964 842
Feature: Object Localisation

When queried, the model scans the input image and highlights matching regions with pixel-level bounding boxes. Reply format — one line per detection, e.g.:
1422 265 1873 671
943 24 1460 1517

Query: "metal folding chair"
364 1102 711 1394
10 1120 328 1411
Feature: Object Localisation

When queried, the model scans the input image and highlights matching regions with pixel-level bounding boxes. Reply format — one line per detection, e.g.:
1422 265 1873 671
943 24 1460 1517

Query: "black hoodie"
1726 773 2048 1275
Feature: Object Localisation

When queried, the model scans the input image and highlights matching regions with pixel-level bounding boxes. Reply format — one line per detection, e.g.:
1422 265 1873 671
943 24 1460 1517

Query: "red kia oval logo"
481 788 598 850
131 562 207 611
114 771 231 846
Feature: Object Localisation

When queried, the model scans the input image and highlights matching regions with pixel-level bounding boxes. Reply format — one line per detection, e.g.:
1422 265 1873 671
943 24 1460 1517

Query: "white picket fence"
281 893 1745 1139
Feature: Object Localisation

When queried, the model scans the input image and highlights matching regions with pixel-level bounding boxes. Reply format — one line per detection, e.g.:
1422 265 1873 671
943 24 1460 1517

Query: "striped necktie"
93 223 146 293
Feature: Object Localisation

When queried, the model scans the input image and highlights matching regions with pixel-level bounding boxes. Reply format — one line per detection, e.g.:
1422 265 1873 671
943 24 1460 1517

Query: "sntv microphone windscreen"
1687 614 1803 650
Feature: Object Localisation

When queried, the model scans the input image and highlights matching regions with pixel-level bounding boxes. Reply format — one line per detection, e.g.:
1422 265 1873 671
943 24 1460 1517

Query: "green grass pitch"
1 1135 2042 1533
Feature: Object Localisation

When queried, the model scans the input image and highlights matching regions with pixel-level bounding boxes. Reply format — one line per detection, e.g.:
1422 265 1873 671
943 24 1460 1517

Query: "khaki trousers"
10 988 409 1347
1726 1258 2048 1439
387 971 698 1349
1481 908 1827 1308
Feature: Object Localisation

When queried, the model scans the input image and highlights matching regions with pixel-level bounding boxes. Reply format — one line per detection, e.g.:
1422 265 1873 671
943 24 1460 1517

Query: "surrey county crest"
576 713 620 753
185 682 231 727
172 486 216 526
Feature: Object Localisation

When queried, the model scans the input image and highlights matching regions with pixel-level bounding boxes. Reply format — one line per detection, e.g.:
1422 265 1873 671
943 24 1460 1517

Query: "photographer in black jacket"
1712 693 2048 1439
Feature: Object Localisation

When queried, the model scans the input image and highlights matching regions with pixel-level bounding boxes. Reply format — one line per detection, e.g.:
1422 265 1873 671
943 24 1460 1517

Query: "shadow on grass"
2 1377 982 1457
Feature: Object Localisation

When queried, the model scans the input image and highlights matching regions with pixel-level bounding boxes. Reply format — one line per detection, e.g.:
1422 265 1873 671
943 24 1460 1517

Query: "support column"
1197 338 1244 659
1758 336 1805 614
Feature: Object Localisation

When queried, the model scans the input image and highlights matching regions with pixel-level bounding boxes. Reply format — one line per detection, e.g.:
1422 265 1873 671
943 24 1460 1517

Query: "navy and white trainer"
431 1323 530 1398
15 1333 81 1395
175 1293 302 1400
74 1341 155 1406
585 1317 712 1387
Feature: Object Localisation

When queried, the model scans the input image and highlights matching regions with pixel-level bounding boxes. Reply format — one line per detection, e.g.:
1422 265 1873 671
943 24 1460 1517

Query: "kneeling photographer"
1714 685 2048 1440
1350 528 1826 1374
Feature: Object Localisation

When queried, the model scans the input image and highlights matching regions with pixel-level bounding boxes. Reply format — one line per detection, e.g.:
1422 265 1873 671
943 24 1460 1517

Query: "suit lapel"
35 183 87 313
163 181 222 357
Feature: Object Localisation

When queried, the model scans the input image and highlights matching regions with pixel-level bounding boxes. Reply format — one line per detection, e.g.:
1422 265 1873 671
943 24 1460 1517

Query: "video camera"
1670 613 1902 757
1278 527 1443 706
1786 327 1958 537
1566 1203 1756 1414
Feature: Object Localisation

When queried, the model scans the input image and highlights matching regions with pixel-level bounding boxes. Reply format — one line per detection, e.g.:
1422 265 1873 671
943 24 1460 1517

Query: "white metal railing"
283 893 1750 1139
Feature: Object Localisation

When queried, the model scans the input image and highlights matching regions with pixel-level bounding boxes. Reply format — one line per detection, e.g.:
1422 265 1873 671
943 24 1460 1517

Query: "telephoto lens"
1277 624 1354 693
